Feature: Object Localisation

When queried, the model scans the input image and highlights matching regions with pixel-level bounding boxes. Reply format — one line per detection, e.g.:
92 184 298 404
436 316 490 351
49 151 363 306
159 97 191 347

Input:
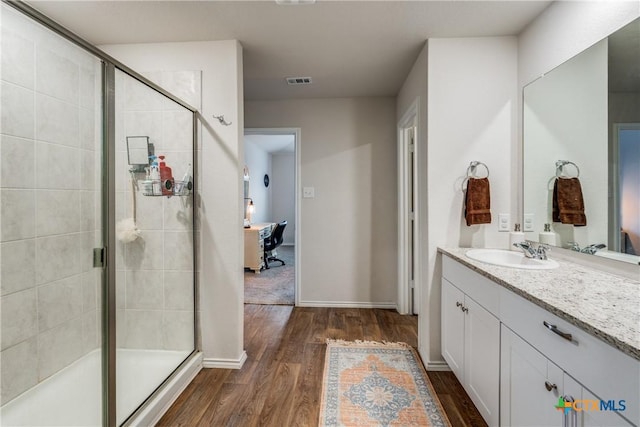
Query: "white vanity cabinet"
441 253 639 427
442 258 500 427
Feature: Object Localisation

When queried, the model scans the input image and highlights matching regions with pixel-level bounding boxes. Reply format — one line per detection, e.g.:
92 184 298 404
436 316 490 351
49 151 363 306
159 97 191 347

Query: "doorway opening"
243 128 300 305
612 123 640 255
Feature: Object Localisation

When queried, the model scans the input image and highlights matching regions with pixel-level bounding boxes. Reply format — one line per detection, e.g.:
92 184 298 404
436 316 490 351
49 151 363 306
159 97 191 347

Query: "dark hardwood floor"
157 306 487 427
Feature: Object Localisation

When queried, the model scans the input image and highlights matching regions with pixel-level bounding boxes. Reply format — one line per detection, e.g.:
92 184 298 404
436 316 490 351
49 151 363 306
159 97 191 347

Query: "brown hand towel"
552 177 587 226
465 177 492 226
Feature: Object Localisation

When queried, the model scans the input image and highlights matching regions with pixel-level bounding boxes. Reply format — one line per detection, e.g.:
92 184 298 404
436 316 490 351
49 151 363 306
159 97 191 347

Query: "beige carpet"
244 245 294 305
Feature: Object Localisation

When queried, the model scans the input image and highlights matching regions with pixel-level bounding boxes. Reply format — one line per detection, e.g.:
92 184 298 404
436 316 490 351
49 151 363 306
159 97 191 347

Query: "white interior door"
397 120 418 315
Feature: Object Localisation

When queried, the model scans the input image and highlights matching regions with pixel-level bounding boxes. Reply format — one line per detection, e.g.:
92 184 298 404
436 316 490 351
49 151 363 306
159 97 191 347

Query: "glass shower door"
0 3 104 425
113 69 195 424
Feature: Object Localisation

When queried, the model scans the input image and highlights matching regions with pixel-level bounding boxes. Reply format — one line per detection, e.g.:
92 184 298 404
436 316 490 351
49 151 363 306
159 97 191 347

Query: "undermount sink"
466 249 559 270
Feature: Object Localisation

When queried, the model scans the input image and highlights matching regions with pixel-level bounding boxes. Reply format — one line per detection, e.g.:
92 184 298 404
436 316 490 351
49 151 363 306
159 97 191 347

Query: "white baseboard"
129 352 203 427
426 360 451 371
297 300 397 309
202 350 247 369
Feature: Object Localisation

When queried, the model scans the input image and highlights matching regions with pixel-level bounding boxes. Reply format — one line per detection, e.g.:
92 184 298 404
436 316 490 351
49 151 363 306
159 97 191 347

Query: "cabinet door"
581 386 633 427
441 278 465 380
501 325 564 427
464 296 500 427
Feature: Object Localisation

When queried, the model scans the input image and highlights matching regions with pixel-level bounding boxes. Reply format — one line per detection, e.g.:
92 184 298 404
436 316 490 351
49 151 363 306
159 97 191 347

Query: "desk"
244 222 275 273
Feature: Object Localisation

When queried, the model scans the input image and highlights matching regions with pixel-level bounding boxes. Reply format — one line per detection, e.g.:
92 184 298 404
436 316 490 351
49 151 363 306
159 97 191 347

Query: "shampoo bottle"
509 223 525 251
141 167 153 195
539 223 557 246
158 155 174 196
150 162 161 195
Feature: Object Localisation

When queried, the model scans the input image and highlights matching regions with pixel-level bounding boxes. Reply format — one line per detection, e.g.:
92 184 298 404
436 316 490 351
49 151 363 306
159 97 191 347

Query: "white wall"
271 153 295 245
101 40 245 367
245 97 397 307
523 40 608 248
244 137 271 224
424 37 518 366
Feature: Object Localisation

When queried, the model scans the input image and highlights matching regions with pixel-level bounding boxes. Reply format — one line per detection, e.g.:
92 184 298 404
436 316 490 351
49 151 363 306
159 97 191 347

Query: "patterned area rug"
244 245 294 305
320 340 451 427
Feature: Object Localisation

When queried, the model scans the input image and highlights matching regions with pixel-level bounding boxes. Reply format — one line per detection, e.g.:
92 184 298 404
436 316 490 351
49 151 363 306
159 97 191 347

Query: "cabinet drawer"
442 255 499 316
500 288 639 426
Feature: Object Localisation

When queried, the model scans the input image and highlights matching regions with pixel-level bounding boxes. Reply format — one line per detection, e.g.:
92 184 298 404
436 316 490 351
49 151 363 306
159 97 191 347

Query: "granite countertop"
438 247 640 361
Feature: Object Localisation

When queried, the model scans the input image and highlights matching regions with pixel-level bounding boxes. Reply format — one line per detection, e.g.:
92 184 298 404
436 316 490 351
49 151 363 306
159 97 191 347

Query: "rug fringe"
325 339 412 349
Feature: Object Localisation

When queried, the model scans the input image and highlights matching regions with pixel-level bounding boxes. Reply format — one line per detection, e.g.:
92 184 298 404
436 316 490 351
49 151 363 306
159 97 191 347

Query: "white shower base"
0 348 197 426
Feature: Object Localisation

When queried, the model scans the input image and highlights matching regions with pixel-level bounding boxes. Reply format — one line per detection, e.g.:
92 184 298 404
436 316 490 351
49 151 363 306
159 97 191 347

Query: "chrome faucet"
513 241 537 258
536 244 550 260
567 242 581 252
568 242 606 254
513 241 550 260
581 243 606 255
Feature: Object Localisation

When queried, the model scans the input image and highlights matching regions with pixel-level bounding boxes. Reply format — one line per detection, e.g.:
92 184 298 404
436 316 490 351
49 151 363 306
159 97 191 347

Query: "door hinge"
93 247 105 268
409 212 415 221
409 142 415 153
410 279 415 289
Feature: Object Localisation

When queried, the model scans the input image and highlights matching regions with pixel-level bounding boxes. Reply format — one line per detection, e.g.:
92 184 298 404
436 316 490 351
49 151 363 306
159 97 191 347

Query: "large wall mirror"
523 17 640 265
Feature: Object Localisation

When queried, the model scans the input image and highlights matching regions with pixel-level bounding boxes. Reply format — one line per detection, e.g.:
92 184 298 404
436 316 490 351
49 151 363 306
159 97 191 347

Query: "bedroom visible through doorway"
243 129 298 305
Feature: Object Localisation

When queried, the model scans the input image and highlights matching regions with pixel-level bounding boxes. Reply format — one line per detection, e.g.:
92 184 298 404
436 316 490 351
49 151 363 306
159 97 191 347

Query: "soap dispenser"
509 223 525 251
539 223 557 246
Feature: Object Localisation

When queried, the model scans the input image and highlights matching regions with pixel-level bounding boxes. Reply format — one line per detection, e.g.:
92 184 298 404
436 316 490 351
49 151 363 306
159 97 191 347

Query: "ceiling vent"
286 77 313 85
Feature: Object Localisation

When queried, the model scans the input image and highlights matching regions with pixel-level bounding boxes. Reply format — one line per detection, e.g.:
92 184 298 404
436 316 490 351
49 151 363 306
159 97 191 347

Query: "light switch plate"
303 187 315 198
498 213 510 232
523 213 534 232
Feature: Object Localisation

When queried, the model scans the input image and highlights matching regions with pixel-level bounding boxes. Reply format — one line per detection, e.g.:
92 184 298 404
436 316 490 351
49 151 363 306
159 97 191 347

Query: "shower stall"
0 2 199 426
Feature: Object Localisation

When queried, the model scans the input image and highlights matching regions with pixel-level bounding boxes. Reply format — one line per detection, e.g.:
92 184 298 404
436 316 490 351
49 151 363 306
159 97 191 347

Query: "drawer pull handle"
543 321 573 342
456 301 462 308
462 306 468 314
545 381 557 392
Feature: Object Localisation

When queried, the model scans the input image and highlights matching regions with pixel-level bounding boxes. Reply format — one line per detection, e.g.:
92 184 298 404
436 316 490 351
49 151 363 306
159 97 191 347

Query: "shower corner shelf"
141 180 193 198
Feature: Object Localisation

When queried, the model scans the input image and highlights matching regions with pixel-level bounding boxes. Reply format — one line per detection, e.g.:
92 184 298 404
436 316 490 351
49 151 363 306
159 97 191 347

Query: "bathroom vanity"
439 247 639 427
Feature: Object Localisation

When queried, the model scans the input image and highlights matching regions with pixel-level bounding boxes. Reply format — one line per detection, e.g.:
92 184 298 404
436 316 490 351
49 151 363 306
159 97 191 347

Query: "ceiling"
26 0 552 101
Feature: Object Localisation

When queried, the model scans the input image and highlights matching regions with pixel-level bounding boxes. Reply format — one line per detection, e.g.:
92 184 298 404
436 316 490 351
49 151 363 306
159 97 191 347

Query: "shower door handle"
93 247 105 268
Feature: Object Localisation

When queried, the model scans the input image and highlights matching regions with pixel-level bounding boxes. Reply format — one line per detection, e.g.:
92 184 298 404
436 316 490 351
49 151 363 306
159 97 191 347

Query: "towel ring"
555 160 580 178
462 161 489 191
466 161 490 179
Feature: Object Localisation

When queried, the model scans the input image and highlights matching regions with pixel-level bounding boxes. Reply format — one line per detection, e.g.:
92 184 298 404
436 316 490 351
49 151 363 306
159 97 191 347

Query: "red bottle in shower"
158 155 174 196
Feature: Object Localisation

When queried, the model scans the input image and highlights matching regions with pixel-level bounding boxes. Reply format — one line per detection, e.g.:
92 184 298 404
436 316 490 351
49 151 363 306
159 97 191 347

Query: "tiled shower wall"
0 7 101 404
114 70 200 352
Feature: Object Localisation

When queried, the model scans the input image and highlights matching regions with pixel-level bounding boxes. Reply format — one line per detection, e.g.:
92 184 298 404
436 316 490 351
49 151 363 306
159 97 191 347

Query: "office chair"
264 220 287 269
